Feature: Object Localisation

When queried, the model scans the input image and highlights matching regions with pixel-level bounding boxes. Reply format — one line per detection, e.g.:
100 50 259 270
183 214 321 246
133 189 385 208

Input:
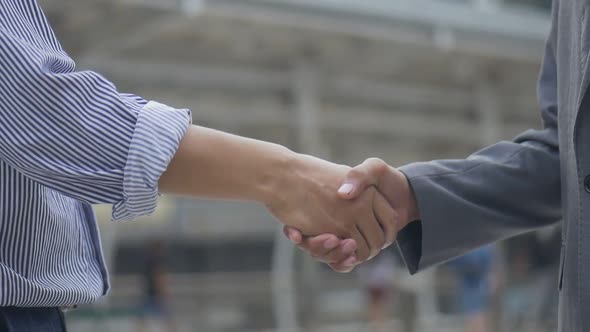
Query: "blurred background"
41 0 559 331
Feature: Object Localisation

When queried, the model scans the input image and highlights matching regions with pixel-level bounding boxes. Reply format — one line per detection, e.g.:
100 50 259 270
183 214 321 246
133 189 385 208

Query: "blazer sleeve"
396 0 561 274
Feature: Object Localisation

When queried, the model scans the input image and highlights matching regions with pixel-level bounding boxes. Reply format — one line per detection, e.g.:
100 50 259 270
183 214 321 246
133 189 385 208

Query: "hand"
284 226 360 272
284 158 419 272
265 154 397 262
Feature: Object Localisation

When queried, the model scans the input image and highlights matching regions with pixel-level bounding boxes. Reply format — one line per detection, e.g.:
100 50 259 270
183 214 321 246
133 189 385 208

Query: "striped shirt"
0 1 192 306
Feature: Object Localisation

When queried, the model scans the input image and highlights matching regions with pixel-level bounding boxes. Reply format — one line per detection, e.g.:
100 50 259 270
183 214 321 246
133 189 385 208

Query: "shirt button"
585 175 590 193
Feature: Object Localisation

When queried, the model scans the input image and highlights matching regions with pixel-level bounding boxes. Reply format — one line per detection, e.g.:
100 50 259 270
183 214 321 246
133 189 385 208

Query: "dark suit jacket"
397 1 589 330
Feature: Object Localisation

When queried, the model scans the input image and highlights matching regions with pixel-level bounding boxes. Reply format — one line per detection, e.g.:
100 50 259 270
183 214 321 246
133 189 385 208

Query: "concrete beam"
81 56 474 112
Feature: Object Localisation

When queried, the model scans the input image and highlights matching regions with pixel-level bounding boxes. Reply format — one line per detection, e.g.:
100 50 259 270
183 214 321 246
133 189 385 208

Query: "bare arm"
159 125 290 203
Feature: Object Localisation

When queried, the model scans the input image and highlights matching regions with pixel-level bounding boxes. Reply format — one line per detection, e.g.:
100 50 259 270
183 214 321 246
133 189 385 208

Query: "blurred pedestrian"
135 240 176 332
449 246 495 332
357 250 396 332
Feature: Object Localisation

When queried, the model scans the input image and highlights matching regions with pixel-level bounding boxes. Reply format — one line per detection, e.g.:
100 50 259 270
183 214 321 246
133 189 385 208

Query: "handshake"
263 154 420 273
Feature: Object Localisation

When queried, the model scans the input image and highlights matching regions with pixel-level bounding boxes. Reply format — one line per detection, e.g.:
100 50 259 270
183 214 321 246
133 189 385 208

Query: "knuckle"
366 158 389 176
342 225 356 236
391 209 400 222
365 157 383 165
348 167 366 180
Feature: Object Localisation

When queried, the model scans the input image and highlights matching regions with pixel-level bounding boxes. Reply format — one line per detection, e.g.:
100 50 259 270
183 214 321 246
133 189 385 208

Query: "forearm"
159 125 293 204
397 137 561 274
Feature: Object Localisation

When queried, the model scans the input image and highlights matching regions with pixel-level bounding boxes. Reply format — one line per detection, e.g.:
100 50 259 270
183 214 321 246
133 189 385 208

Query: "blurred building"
41 0 555 331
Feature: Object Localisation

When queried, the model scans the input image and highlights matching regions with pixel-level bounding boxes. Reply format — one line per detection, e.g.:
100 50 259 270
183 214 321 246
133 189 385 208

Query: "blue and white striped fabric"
0 1 192 306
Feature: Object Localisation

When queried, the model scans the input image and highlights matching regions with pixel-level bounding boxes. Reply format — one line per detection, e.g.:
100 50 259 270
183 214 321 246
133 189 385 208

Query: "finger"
373 192 398 248
337 158 390 200
318 239 358 264
291 233 340 255
357 189 385 261
283 226 303 244
351 226 372 262
302 234 341 259
357 214 386 260
328 255 358 273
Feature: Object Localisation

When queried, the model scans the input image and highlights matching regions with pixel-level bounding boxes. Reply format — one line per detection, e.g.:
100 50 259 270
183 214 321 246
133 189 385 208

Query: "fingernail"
324 238 339 249
342 241 357 254
343 256 357 267
338 183 354 195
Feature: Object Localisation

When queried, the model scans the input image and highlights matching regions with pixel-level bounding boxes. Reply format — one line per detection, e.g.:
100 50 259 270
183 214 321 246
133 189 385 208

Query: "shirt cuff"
112 101 192 221
395 166 425 275
396 219 422 275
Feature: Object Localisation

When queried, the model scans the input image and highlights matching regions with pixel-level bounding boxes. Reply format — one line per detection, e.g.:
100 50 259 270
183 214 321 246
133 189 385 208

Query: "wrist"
256 145 299 207
406 192 419 225
404 178 420 226
391 167 420 229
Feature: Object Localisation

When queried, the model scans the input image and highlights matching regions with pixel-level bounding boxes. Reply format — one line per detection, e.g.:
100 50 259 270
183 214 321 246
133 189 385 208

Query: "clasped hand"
264 156 418 272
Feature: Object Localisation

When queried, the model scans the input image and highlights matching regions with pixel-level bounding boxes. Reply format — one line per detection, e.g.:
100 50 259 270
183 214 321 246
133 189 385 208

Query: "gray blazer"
397 1 589 330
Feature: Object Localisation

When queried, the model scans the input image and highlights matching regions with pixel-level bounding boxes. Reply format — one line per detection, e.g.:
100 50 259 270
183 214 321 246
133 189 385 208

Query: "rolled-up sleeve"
0 26 191 221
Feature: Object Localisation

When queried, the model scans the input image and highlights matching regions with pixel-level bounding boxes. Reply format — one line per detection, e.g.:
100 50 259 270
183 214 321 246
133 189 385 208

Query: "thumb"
338 158 388 199
337 178 363 200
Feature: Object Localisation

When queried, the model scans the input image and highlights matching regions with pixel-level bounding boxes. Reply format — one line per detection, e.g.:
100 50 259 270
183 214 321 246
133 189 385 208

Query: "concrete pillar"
271 59 323 331
476 77 501 146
